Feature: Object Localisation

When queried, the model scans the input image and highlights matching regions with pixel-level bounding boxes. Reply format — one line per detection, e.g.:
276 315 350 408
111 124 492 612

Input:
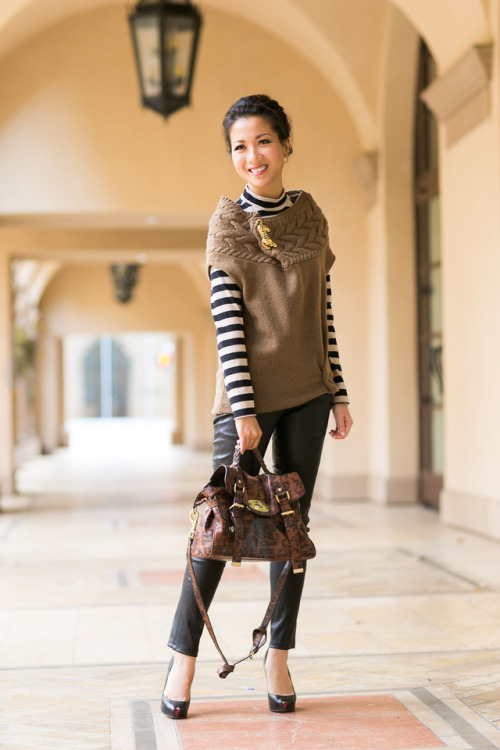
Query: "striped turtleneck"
210 186 348 419
236 185 296 216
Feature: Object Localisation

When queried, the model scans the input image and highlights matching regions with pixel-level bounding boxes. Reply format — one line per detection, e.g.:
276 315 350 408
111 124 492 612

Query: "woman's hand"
329 403 353 439
235 416 262 453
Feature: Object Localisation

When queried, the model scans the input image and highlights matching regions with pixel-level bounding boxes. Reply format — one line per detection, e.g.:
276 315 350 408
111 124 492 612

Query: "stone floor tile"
174 695 444 750
2 445 500 748
0 608 77 667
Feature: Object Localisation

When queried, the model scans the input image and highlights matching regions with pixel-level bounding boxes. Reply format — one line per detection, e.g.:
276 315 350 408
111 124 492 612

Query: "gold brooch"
256 219 277 250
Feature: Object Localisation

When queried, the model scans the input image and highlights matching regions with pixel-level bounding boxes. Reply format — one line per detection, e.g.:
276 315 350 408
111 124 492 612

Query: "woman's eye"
233 144 244 152
259 139 271 145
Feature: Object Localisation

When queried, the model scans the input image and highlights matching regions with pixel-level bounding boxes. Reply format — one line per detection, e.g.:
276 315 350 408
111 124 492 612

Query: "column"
0 249 14 494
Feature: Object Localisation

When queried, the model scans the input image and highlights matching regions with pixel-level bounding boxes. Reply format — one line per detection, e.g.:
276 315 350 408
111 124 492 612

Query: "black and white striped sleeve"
210 269 256 419
327 274 349 404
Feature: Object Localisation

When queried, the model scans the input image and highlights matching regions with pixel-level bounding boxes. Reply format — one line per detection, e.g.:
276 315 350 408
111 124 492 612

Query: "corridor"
1 446 500 750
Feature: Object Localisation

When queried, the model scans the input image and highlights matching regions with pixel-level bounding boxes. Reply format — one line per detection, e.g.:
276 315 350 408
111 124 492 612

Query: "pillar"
0 249 14 494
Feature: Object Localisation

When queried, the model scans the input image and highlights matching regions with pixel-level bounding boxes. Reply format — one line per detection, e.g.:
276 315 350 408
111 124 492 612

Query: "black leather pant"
168 393 331 656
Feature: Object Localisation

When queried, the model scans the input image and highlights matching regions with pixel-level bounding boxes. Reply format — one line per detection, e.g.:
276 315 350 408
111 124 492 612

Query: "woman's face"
229 116 289 199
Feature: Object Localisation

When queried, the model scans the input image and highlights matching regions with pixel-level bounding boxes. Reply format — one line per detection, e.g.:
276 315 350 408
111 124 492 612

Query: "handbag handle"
231 444 270 474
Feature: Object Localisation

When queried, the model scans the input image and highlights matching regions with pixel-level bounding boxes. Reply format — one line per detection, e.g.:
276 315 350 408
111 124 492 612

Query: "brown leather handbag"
187 446 316 678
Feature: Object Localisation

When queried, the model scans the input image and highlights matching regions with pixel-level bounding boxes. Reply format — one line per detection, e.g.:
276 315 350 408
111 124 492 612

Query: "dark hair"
222 94 293 155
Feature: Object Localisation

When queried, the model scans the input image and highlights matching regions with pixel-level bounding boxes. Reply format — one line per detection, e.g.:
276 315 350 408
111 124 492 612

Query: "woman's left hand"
329 403 353 439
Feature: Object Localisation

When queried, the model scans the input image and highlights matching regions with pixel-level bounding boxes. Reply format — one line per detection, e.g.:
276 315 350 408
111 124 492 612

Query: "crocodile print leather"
189 449 316 570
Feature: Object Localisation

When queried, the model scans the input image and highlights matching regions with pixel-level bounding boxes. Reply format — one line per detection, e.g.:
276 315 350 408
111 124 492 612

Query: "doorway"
63 332 177 459
414 40 444 507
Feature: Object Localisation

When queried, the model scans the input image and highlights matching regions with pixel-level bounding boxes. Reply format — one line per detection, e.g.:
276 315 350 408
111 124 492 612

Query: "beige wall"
441 116 500 499
366 7 420 504
319 6 421 504
440 46 500 536
292 0 388 117
0 5 365 217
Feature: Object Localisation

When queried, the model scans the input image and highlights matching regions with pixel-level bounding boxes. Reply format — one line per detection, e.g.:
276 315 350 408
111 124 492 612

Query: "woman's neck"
244 184 285 202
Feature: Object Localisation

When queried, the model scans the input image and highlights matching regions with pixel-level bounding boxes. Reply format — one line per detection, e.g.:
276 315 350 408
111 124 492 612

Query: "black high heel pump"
264 649 296 713
160 658 190 720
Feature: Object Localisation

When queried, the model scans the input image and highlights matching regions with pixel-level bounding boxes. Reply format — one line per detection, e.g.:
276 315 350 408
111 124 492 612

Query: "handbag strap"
231 445 270 473
274 489 306 574
229 500 245 567
187 539 292 678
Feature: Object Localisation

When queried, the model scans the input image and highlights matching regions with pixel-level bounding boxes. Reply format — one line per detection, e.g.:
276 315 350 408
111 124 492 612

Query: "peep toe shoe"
264 650 297 713
160 658 190 720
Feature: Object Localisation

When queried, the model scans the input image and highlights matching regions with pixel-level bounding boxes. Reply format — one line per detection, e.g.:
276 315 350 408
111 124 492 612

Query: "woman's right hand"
235 416 262 453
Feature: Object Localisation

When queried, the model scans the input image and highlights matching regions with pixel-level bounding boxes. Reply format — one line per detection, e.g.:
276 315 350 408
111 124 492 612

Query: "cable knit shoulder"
206 191 332 270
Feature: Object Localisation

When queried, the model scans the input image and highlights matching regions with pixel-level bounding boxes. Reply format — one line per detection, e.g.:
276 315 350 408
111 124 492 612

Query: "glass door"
415 41 443 507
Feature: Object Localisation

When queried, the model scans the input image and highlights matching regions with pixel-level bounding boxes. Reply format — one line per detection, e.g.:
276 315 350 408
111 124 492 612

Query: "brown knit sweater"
206 190 341 415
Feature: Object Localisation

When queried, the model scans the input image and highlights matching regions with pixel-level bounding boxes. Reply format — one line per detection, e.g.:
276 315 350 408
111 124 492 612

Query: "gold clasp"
248 498 269 513
281 510 295 516
189 508 199 539
256 219 277 251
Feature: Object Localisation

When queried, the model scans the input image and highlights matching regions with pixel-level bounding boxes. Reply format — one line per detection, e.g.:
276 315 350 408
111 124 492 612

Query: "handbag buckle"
275 491 290 503
281 510 295 516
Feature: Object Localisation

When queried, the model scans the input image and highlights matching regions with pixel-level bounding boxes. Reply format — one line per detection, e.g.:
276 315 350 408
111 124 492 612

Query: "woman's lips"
248 165 268 175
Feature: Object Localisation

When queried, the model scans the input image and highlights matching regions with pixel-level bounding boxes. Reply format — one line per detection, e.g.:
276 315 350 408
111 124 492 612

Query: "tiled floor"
1 444 500 749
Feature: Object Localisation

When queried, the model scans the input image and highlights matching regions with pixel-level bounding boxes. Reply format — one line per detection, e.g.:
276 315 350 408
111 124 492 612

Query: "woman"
162 94 353 719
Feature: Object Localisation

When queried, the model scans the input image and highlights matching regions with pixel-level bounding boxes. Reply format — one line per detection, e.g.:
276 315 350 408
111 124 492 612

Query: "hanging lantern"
128 0 203 117
110 264 141 304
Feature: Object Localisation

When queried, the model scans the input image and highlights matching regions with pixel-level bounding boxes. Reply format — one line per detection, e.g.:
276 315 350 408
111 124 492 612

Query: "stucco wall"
440 115 500 535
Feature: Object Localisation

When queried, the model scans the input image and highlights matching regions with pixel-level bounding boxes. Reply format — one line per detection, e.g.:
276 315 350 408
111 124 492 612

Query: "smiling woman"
161 93 353 721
